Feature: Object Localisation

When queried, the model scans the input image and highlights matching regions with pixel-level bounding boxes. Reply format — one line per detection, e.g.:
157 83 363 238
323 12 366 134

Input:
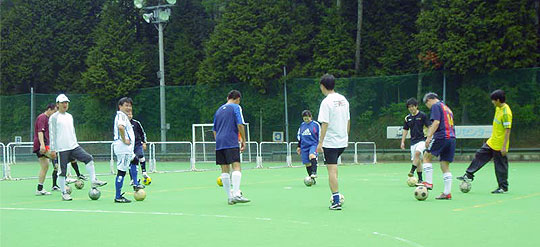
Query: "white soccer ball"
414 186 428 201
407 177 418 187
460 181 471 193
303 176 313 187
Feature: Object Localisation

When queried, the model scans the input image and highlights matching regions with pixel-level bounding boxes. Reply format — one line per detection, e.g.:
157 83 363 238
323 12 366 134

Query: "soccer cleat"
77 174 88 181
417 181 433 190
133 184 145 191
115 194 132 203
91 180 107 188
457 173 474 183
329 203 342 210
408 172 414 177
36 190 51 196
310 173 318 179
232 195 250 203
228 198 236 205
51 185 61 192
142 172 149 179
491 188 507 194
435 193 452 200
62 192 72 201
66 177 77 184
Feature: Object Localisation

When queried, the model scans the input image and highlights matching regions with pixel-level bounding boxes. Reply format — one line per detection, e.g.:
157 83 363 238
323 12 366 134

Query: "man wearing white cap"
49 94 107 201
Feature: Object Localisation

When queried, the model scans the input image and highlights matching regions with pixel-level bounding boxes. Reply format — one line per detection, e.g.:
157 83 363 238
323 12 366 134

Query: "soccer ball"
217 176 223 187
74 180 84 190
460 181 471 193
134 189 146 201
414 186 429 201
407 177 418 187
304 176 314 187
330 194 345 205
142 176 152 186
65 185 72 195
89 188 101 200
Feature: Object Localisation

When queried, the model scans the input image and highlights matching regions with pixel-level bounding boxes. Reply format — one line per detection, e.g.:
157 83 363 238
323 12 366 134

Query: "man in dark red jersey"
33 103 57 195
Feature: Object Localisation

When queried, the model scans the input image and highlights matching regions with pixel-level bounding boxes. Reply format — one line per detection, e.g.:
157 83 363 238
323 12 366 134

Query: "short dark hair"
320 74 335 90
118 97 133 108
227 90 242 100
422 92 439 103
45 103 56 111
406 98 418 108
490 89 505 103
302 110 312 117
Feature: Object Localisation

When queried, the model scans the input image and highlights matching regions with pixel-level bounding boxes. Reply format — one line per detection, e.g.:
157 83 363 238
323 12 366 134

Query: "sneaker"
408 172 414 177
62 193 72 201
77 174 88 181
66 177 77 184
491 188 507 194
232 195 250 203
416 181 433 190
51 185 61 192
36 190 51 196
435 193 452 200
92 180 107 188
130 180 134 186
457 173 473 183
310 173 318 179
133 184 145 191
329 203 342 210
115 193 131 203
142 172 149 179
228 198 236 205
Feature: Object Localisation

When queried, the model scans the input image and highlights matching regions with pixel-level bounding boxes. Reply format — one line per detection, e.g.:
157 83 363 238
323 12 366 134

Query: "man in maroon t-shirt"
33 103 57 195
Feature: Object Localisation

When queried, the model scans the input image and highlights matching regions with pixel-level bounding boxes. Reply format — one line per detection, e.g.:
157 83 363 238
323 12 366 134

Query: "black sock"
52 169 58 187
410 165 417 174
306 165 312 176
71 162 81 177
417 172 423 181
310 158 318 175
37 184 43 191
141 161 146 173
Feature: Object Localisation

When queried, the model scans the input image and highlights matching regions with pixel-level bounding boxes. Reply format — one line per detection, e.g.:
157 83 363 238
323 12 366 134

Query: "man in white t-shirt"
49 94 107 201
113 97 144 203
316 74 350 210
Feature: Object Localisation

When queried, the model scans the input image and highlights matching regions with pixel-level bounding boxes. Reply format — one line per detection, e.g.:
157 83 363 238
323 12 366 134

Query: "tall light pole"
135 0 175 150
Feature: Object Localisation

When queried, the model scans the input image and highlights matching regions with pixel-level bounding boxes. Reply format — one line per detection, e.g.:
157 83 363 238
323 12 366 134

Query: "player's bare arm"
400 129 409 150
317 122 328 153
118 124 130 145
501 128 511 156
238 124 246 152
425 120 440 145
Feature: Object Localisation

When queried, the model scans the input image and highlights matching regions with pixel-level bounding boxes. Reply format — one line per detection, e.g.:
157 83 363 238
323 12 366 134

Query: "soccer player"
296 110 320 183
128 112 150 184
400 98 430 182
316 74 350 210
113 97 144 203
49 94 107 201
33 103 57 195
213 90 250 205
457 90 512 193
421 92 456 200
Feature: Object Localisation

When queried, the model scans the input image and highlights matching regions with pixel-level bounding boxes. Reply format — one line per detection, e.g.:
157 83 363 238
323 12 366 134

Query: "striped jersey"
430 101 455 140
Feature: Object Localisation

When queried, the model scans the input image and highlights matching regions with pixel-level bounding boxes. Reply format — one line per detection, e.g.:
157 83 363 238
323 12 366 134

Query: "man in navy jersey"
296 110 320 183
128 112 150 185
422 92 456 200
400 98 430 182
213 90 250 205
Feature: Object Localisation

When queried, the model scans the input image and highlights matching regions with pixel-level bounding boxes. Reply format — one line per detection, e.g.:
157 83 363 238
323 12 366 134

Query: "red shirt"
33 113 49 152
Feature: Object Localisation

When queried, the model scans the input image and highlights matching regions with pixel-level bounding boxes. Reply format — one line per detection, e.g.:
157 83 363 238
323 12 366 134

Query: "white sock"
423 163 433 184
58 176 66 194
85 161 97 182
221 173 232 199
443 172 452 195
232 171 241 197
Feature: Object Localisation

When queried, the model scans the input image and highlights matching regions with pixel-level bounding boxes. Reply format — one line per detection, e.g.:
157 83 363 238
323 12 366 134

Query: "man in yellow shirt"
457 90 512 193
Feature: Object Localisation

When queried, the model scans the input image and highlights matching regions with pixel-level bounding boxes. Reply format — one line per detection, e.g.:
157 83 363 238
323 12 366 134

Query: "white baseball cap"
56 94 70 103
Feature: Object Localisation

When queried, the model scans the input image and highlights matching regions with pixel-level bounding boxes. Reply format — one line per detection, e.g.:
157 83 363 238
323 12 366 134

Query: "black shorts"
426 138 456 162
216 148 240 165
34 150 47 159
323 147 345 165
57 146 93 176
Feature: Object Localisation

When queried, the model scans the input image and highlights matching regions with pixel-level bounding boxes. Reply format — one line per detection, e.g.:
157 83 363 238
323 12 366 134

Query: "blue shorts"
426 138 456 162
301 146 318 164
134 144 145 159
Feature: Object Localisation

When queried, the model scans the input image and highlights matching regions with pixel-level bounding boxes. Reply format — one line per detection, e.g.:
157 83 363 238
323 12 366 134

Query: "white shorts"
116 153 135 172
410 141 426 161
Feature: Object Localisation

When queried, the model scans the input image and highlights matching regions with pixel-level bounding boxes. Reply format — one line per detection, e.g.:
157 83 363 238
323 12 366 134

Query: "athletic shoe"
457 173 474 183
142 172 149 179
77 174 88 181
312 178 317 185
232 195 250 203
133 184 145 191
329 203 342 210
416 181 433 190
36 190 51 196
435 193 452 200
51 185 61 192
408 172 414 177
62 193 72 201
491 188 507 194
115 194 131 203
228 198 236 205
310 173 318 179
66 177 77 184
92 180 107 188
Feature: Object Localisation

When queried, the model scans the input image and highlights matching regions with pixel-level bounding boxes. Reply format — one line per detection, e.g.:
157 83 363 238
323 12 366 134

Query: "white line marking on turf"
372 232 425 247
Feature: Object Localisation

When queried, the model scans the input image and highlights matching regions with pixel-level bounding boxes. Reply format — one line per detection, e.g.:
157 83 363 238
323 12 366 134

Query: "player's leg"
51 160 60 191
457 143 493 182
492 151 509 193
436 139 455 200
71 146 106 187
36 155 51 195
324 147 344 210
216 149 233 203
70 160 87 180
421 139 441 190
408 144 418 177
114 154 131 203
229 148 250 203
57 151 72 201
309 145 318 178
301 149 312 176
135 145 148 178
129 156 144 190
413 151 423 182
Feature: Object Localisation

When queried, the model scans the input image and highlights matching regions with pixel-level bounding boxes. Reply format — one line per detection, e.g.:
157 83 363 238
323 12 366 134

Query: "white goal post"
192 123 252 164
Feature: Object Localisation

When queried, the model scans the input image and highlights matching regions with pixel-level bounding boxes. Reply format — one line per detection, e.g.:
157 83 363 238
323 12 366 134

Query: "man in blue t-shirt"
296 110 320 182
422 92 456 200
213 90 250 205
